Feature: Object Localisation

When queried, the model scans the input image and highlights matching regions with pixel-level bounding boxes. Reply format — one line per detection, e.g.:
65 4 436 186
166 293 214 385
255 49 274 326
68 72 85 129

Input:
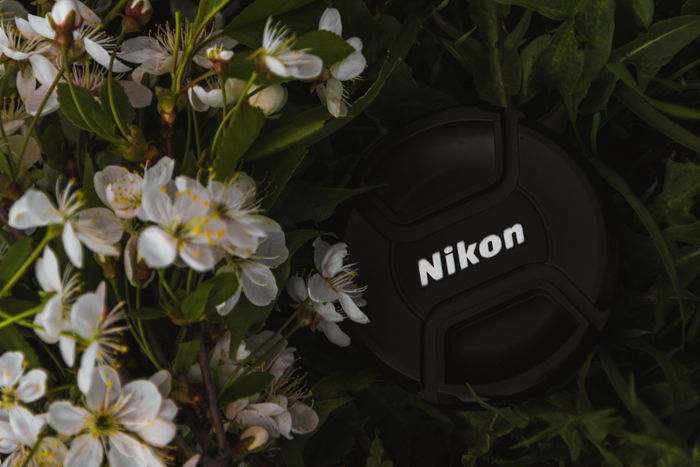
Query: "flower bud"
48 0 81 47
206 46 233 73
124 0 153 31
240 426 269 451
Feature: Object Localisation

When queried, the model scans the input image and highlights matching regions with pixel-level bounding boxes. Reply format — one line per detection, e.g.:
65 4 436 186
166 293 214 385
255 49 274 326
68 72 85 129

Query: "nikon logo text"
418 223 526 287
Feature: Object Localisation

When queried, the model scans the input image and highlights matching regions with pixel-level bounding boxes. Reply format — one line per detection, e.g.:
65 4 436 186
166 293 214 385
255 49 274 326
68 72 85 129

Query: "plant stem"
0 227 58 297
103 0 129 27
0 304 43 331
198 327 229 456
107 31 131 141
211 72 258 154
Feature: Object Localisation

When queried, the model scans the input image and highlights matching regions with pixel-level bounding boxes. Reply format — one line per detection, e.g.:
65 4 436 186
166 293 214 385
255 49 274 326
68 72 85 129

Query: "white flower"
260 18 322 80
0 409 45 458
1 436 67 467
120 23 193 81
248 83 287 115
240 426 269 450
33 247 81 352
287 238 368 347
226 374 318 441
8 179 124 268
193 35 237 69
316 8 366 117
216 231 288 315
47 365 176 466
68 282 127 393
206 173 280 258
245 331 295 380
0 96 30 136
137 176 227 272
94 157 175 219
0 352 47 448
28 2 130 73
188 77 243 112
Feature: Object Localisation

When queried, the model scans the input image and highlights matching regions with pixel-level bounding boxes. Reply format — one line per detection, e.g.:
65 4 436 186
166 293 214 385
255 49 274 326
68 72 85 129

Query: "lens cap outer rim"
343 106 618 405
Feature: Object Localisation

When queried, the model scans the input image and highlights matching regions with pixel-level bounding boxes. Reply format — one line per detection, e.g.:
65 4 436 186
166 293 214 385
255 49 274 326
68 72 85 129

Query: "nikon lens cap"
344 107 617 404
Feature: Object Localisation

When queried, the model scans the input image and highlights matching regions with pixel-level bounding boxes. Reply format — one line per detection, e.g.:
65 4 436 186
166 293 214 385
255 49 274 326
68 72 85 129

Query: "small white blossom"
137 176 227 271
28 1 130 73
33 247 81 353
0 352 47 446
316 9 366 117
68 282 127 393
1 436 68 467
216 231 288 315
49 0 82 29
94 157 175 219
188 77 243 112
8 179 124 268
287 238 368 347
260 18 322 80
119 24 185 81
48 365 176 466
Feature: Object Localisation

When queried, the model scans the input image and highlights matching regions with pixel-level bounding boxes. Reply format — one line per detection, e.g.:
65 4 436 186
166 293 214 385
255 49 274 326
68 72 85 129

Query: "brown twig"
198 327 229 457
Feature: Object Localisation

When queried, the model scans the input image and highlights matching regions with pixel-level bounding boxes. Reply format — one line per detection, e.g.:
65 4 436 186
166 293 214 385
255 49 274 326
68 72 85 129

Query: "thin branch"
198 327 229 457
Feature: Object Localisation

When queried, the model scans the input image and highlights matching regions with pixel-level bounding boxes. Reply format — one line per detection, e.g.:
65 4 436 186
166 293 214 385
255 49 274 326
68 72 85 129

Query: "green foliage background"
253 0 700 465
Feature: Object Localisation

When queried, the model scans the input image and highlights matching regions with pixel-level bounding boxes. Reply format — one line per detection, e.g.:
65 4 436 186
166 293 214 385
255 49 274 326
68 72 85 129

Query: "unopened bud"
206 46 233 73
102 256 118 280
49 0 81 46
124 0 153 29
240 426 269 451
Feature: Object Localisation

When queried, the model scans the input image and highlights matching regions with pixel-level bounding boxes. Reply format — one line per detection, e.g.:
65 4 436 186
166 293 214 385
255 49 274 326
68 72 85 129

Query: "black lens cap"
343 107 617 404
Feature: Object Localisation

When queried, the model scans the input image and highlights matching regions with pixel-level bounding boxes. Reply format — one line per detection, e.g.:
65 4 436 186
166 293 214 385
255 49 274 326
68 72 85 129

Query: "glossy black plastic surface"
343 107 616 404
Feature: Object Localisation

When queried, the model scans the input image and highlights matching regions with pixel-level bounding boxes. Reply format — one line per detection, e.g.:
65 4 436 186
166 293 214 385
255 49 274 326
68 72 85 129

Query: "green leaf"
225 296 275 356
619 0 654 28
180 283 214 322
81 153 101 208
367 430 394 467
212 100 265 180
250 146 308 210
613 85 700 154
205 273 240 311
0 237 33 287
597 346 687 447
246 107 330 161
271 181 376 226
57 83 115 140
541 24 585 118
613 16 700 88
295 30 354 67
99 77 135 131
0 327 39 367
492 0 572 20
224 0 317 47
172 340 200 376
650 159 700 225
220 372 274 403
519 35 550 102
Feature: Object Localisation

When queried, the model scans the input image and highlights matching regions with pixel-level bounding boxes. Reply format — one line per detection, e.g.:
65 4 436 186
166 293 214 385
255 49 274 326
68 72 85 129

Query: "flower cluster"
0 1 371 465
288 238 369 346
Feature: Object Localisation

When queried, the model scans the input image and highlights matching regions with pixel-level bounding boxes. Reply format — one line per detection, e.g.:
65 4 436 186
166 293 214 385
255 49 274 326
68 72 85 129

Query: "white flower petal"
149 370 171 399
314 301 343 323
183 454 200 467
339 293 369 323
9 406 43 446
62 221 83 268
70 293 101 339
286 274 308 303
65 434 103 466
27 14 54 40
109 432 146 459
290 403 319 434
138 417 176 447
248 84 287 116
116 381 161 431
318 321 351 347
8 190 61 229
216 286 241 316
307 273 339 303
28 54 59 86
86 365 121 413
17 369 47 403
0 420 18 453
319 8 342 36
276 410 293 439
36 246 61 292
59 336 75 367
120 80 152 108
34 295 63 343
73 207 124 256
241 262 277 306
137 226 177 269
321 242 347 277
0 351 24 387
312 238 331 272
77 341 99 394
84 38 131 72
47 401 90 436
331 48 366 81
